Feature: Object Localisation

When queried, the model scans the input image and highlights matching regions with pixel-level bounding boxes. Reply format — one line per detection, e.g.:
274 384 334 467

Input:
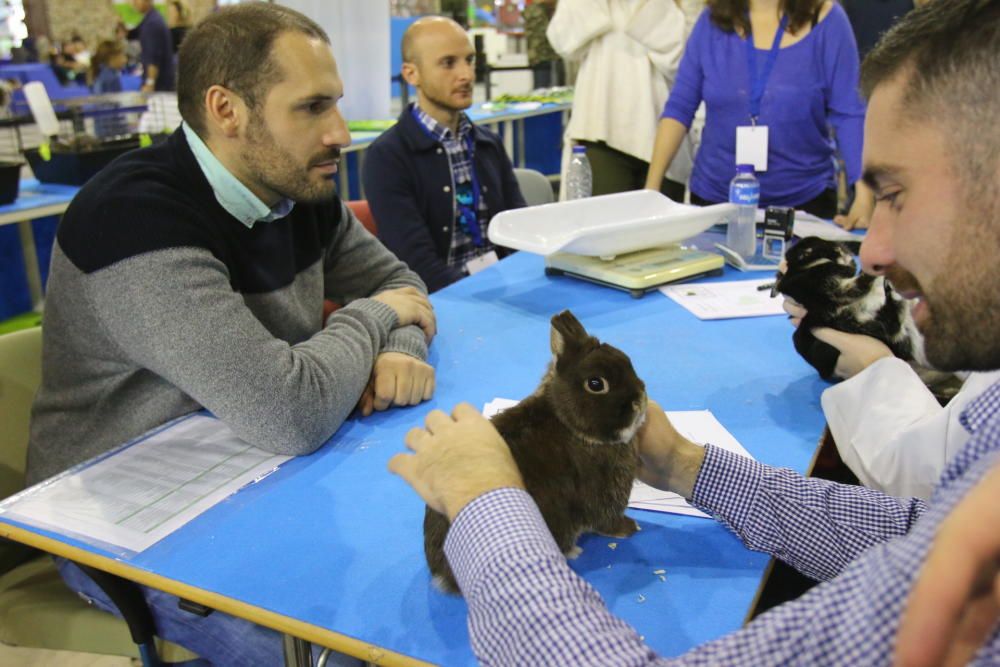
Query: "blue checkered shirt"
445 381 1000 665
411 104 494 271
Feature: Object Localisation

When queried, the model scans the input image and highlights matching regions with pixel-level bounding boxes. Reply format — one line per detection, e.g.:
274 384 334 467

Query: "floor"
0 644 136 666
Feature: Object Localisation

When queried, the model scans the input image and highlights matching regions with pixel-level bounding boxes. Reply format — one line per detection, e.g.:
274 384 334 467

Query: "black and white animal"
774 237 925 379
423 310 648 594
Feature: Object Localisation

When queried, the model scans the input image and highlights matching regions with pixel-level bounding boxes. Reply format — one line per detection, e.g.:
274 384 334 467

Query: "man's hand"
636 401 706 500
356 352 435 417
372 287 437 342
811 327 893 380
388 403 525 520
894 461 1000 667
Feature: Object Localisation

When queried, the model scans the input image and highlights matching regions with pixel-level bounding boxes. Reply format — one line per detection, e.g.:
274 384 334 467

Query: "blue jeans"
56 558 362 667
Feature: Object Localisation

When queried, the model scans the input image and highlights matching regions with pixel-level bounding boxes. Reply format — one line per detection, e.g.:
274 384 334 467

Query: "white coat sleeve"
624 0 687 81
546 0 613 61
821 357 951 499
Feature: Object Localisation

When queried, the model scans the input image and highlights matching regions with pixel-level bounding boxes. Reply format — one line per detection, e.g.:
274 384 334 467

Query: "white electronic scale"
488 190 734 298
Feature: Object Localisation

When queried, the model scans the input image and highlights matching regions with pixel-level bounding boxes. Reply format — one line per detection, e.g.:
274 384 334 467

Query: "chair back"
346 200 378 235
0 327 42 501
513 168 555 206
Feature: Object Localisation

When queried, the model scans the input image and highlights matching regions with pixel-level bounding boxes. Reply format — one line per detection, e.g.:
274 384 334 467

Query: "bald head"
402 16 469 66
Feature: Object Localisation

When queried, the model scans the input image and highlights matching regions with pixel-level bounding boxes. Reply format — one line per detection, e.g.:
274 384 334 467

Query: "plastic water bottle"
727 164 760 259
566 145 592 200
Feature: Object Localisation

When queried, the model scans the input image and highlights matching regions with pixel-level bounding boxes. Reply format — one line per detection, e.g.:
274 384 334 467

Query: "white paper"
793 218 862 242
659 278 785 320
465 250 499 276
0 415 290 554
628 411 752 518
481 401 752 519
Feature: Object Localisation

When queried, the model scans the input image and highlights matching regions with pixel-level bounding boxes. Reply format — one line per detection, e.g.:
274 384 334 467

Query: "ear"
549 310 589 357
401 61 420 87
204 84 245 139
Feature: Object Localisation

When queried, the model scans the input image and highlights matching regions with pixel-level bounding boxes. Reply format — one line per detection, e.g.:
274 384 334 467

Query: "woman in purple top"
644 0 873 228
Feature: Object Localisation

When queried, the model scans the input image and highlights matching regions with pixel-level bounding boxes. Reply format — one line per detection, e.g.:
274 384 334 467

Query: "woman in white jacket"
547 0 701 199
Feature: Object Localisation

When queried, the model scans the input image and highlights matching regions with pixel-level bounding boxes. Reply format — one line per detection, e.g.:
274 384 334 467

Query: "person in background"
166 0 193 54
389 1 1000 663
363 17 525 293
88 40 126 95
523 0 564 89
133 0 176 92
51 37 88 85
88 40 130 138
30 5 435 664
115 21 142 70
645 0 873 227
548 0 692 200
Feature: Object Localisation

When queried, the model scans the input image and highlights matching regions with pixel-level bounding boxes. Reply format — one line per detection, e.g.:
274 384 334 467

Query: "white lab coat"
822 357 1000 499
547 0 696 196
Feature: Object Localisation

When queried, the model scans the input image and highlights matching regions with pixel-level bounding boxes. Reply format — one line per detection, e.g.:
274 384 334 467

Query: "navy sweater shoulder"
57 130 342 294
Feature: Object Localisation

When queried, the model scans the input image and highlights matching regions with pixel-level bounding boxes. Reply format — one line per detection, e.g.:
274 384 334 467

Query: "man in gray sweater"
28 5 434 664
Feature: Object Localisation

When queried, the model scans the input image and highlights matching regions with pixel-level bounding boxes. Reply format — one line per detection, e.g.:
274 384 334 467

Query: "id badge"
465 250 499 275
736 125 769 172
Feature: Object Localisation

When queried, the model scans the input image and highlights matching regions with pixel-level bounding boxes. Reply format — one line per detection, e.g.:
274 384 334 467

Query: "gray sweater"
27 130 428 485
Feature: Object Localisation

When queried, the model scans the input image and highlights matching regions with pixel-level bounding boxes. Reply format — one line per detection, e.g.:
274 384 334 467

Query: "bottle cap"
736 163 755 174
572 145 587 154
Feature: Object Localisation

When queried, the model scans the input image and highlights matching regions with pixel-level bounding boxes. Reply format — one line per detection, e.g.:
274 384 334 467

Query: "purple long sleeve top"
663 5 865 207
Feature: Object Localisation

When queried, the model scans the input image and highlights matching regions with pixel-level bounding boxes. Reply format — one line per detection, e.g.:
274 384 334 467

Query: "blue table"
0 251 828 665
0 179 79 311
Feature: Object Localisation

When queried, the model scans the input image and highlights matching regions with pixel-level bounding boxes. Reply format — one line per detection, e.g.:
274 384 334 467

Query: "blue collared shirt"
445 380 1000 665
182 123 294 228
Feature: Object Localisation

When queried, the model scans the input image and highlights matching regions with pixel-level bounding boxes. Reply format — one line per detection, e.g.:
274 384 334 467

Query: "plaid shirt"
446 381 1000 665
411 104 494 272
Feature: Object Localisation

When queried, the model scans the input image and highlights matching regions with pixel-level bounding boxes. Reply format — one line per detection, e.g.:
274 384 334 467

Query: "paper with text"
481 401 752 519
0 415 290 554
659 278 785 320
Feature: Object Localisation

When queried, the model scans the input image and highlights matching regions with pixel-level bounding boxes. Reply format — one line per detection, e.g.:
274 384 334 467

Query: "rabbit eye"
584 377 609 394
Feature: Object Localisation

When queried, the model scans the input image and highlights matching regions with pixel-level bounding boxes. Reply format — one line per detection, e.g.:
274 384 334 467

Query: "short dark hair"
861 0 1000 202
707 0 824 36
177 3 329 137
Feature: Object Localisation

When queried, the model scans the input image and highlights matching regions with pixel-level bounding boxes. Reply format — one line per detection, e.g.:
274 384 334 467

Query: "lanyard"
745 13 789 124
411 105 484 246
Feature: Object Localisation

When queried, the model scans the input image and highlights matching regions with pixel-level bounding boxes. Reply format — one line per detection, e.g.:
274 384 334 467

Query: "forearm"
644 118 688 189
90 248 396 455
447 489 663 666
692 446 928 581
144 63 159 84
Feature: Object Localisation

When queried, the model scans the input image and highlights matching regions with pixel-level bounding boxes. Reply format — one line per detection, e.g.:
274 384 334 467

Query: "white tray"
488 190 736 257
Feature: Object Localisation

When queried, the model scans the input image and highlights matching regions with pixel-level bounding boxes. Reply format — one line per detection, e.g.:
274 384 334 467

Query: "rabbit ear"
550 310 590 357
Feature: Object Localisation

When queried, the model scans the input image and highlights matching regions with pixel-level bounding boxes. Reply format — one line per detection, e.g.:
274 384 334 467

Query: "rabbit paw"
565 545 583 560
596 516 639 538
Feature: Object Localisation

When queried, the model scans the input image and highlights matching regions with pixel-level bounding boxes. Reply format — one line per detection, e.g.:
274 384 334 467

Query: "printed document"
0 415 289 554
659 278 786 320
482 400 751 518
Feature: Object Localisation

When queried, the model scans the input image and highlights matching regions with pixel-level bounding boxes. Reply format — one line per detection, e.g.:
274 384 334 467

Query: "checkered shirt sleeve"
691 445 927 581
443 381 1000 666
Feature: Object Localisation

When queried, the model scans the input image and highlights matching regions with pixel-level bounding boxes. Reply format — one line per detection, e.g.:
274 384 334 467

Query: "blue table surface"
0 179 79 215
2 249 828 665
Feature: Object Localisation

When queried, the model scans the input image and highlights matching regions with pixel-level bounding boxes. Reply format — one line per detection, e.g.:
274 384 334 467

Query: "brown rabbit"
423 310 648 594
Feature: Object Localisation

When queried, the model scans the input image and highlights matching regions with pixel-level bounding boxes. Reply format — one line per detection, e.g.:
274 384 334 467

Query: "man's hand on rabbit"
357 352 436 416
636 401 706 500
389 403 525 521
